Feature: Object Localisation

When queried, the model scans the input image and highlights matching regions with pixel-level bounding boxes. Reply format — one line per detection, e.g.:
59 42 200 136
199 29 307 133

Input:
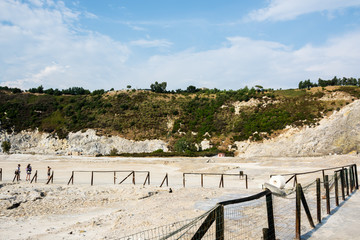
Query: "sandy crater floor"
0 154 359 239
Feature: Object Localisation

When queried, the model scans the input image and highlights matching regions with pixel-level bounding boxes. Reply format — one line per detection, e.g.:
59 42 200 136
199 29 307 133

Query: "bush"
173 137 197 153
109 148 118 156
1 141 11 153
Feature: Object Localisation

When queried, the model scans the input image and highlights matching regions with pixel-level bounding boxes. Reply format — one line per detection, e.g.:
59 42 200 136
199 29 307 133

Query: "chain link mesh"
119 167 356 240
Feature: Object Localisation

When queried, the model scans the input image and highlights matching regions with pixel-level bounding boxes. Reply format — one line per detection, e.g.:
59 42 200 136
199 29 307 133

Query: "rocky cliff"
1 99 360 157
235 99 360 157
0 129 168 156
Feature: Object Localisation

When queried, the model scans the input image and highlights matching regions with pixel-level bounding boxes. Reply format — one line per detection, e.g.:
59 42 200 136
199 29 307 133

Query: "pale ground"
0 154 359 239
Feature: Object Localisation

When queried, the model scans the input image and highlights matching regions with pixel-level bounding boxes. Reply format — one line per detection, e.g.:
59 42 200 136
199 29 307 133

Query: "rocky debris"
235 100 360 157
0 129 168 156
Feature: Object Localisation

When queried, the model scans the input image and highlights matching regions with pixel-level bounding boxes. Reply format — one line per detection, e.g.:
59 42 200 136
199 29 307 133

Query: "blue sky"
1 0 360 91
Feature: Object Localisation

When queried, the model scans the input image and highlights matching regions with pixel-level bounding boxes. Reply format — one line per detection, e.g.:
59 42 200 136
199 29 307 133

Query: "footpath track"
305 190 359 240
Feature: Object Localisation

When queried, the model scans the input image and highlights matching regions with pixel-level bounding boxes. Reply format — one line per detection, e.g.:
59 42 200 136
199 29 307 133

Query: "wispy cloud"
130 39 173 48
247 0 360 22
127 31 360 90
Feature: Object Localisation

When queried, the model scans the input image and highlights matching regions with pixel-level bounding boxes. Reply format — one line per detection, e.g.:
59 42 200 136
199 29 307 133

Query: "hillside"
1 86 360 156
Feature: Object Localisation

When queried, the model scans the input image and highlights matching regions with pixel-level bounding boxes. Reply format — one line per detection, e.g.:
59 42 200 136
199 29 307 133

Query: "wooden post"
354 164 359 189
0 168 2 181
30 170 37 183
46 171 54 185
91 171 94 186
132 171 135 185
340 169 345 201
324 175 330 215
114 171 116 184
160 173 168 187
183 173 185 188
293 174 297 187
300 186 315 228
266 192 276 240
67 172 74 185
322 170 325 187
334 173 339 206
143 172 150 186
349 167 354 192
215 205 224 240
316 178 321 223
219 174 224 188
245 174 248 189
296 184 301 240
345 168 349 196
201 174 204 187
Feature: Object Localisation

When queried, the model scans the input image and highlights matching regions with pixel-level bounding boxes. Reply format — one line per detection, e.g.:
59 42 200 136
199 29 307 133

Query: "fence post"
349 167 354 192
51 171 53 184
245 174 248 189
201 174 204 187
324 175 330 215
322 170 325 187
296 183 301 240
114 171 116 184
345 168 349 196
300 186 315 228
334 172 339 206
293 174 297 187
67 172 74 185
132 171 135 185
183 173 185 187
91 171 94 186
30 170 37 183
354 164 359 189
219 174 224 188
266 191 276 240
215 205 224 240
0 168 2 181
340 169 345 200
263 228 270 240
316 178 321 223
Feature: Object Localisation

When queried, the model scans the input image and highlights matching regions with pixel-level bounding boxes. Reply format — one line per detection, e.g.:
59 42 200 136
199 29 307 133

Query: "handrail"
218 189 271 206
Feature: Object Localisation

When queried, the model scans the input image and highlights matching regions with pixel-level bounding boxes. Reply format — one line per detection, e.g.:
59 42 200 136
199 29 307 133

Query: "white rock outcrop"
235 100 360 157
0 129 168 156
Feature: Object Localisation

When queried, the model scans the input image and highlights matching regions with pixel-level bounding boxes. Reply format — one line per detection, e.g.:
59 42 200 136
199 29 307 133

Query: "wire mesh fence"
119 164 358 240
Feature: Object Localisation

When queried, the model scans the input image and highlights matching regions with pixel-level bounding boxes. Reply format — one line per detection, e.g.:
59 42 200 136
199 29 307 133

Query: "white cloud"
130 39 173 48
247 0 360 22
127 31 360 90
0 0 130 90
1 0 360 92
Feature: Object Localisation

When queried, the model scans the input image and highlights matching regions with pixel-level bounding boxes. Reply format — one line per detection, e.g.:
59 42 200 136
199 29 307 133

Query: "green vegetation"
1 84 360 154
299 76 360 89
1 140 11 153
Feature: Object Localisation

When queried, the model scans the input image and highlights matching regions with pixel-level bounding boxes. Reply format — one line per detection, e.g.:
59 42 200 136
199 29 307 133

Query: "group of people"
15 164 51 181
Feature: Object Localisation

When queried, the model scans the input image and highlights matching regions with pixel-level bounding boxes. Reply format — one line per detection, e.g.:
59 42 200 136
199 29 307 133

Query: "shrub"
109 148 118 156
1 141 11 153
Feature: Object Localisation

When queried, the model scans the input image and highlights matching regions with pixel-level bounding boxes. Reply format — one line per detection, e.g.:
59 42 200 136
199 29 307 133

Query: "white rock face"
234 100 360 157
0 129 168 156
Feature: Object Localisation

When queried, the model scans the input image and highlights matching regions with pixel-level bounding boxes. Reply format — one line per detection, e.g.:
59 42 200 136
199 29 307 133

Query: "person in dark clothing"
26 164 32 181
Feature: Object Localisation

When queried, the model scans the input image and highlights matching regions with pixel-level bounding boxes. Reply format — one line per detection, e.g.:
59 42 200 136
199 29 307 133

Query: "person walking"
16 164 21 181
26 164 32 181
